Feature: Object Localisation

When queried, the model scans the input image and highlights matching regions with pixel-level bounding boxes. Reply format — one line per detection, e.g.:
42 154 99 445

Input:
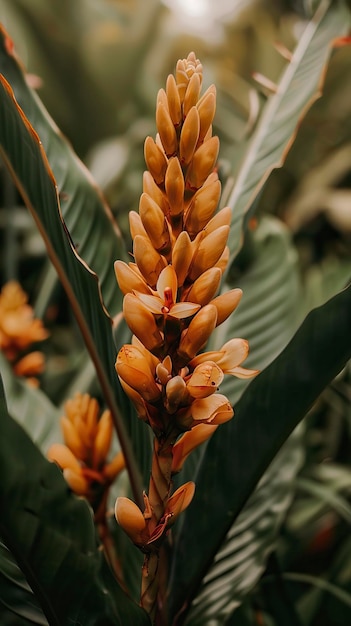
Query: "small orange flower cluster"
48 393 124 518
0 280 48 382
114 53 257 555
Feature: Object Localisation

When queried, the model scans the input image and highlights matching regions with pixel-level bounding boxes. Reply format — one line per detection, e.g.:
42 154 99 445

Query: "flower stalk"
114 52 258 622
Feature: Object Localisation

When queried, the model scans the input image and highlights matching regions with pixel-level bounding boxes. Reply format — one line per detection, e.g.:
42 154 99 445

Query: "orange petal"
210 288 242 326
92 410 113 469
63 469 89 496
179 106 200 166
133 235 167 288
186 361 223 399
169 302 201 319
123 293 164 352
184 267 221 306
172 231 193 287
135 293 164 315
114 261 151 295
172 424 218 473
157 265 178 304
217 338 249 371
144 136 168 185
166 73 182 126
191 393 233 424
103 451 125 482
116 344 161 403
166 481 196 524
115 497 147 544
177 304 218 363
226 365 259 379
185 136 219 190
165 157 184 217
47 443 82 474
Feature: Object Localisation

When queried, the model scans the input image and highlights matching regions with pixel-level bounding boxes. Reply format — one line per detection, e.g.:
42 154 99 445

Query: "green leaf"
0 70 150 505
182 217 304 625
0 353 61 451
0 540 48 626
0 23 127 317
168 282 351 624
226 0 351 265
0 377 150 626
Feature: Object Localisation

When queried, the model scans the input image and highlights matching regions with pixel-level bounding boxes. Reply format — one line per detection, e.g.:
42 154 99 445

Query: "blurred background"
1 1 351 624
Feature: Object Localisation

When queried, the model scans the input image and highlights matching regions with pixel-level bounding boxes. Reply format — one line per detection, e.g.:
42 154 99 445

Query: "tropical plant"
0 2 351 625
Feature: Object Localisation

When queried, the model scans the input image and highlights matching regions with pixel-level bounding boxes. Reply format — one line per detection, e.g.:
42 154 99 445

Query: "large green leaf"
0 378 150 626
181 217 304 625
226 0 351 265
0 23 127 317
0 70 151 503
168 282 351 624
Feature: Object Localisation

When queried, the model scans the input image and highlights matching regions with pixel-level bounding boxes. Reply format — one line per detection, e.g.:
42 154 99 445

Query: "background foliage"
0 1 351 625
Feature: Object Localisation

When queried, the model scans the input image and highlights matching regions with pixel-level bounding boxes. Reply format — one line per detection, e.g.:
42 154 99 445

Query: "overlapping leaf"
225 0 351 265
0 70 151 503
0 23 127 317
0 379 151 626
168 281 351 624
181 218 304 625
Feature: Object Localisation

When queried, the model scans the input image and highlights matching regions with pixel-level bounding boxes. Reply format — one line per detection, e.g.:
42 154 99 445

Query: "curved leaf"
168 282 351 624
182 217 304 625
0 23 127 317
0 354 61 450
226 0 351 264
0 72 149 505
0 540 48 626
0 378 151 626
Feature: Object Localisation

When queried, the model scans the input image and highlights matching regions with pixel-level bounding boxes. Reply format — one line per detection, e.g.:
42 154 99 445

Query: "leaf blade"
226 1 351 263
169 282 351 623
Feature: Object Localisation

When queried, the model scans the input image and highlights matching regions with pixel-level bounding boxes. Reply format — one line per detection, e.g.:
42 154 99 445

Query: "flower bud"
215 246 229 273
103 451 125 482
129 210 148 240
139 193 171 254
205 206 232 234
172 231 193 287
210 288 243 326
116 344 161 403
177 304 218 363
191 393 233 425
123 294 164 353
183 72 201 116
63 469 89 495
156 362 171 386
185 136 219 190
119 378 149 421
197 85 216 144
186 361 223 399
60 416 86 459
171 424 218 473
115 497 147 545
114 260 151 295
165 157 184 217
47 443 82 474
143 171 169 216
165 481 196 524
13 351 45 376
156 102 178 156
144 136 168 185
184 175 221 237
179 106 200 166
133 235 167 288
188 225 230 281
184 267 221 306
165 375 187 412
93 409 113 470
166 73 182 127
